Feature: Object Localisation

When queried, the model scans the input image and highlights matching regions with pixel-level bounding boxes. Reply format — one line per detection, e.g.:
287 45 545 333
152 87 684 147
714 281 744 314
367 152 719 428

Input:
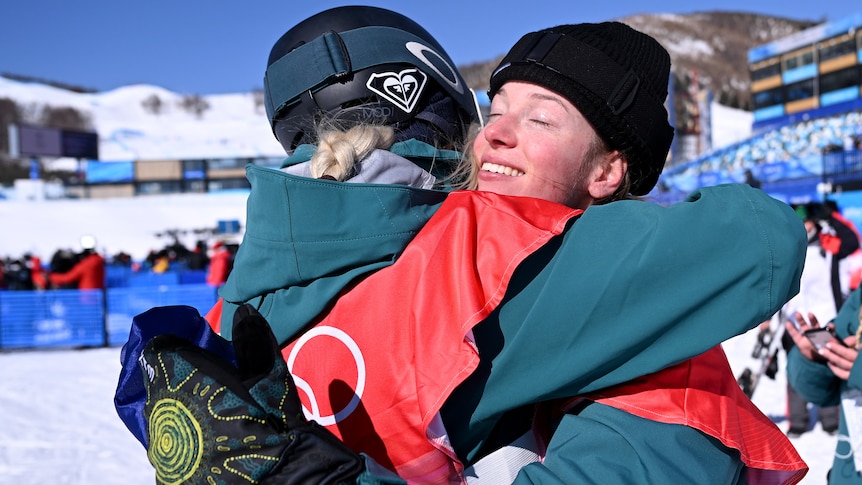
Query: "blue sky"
2 0 859 95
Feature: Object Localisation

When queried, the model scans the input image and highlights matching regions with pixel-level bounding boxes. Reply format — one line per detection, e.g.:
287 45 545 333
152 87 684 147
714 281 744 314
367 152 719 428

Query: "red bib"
281 191 579 483
584 346 808 484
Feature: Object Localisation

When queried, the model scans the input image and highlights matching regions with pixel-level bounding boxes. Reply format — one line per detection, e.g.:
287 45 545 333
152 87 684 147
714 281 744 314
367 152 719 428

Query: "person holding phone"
775 203 855 437
786 291 862 484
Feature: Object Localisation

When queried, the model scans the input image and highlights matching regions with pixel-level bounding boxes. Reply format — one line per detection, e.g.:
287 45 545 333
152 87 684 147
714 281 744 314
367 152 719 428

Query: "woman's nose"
482 114 516 148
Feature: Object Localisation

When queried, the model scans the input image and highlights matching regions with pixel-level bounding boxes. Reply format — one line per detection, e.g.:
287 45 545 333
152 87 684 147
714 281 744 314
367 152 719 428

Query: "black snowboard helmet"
264 6 480 154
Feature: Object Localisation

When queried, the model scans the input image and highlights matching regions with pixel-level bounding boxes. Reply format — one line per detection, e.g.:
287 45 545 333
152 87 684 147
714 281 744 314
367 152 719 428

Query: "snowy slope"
0 77 284 162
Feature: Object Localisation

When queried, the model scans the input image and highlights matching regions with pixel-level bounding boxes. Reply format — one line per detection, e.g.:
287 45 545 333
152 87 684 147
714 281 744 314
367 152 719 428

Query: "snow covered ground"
0 322 839 484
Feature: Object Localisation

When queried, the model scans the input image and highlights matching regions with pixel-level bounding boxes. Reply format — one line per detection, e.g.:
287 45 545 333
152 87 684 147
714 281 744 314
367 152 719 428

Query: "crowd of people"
0 237 236 292
662 110 862 194
0 240 105 291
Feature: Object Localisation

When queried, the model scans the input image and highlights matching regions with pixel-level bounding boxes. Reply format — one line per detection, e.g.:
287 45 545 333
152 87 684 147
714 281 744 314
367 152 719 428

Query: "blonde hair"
309 123 396 181
446 123 483 191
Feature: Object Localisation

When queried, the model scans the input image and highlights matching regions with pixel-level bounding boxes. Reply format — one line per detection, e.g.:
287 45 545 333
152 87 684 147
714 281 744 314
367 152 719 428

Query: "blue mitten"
115 305 236 448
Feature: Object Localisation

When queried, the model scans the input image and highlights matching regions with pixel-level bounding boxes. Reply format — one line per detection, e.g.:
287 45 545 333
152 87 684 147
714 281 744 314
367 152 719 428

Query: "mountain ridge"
458 11 818 109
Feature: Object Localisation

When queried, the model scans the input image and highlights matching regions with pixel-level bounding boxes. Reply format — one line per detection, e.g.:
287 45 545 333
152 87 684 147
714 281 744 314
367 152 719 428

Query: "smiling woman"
475 81 609 207
468 21 674 208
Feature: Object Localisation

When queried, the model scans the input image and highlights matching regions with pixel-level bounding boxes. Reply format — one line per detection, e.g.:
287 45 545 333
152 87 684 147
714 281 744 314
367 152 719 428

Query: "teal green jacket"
219 143 806 483
218 141 457 344
788 286 862 484
516 403 748 484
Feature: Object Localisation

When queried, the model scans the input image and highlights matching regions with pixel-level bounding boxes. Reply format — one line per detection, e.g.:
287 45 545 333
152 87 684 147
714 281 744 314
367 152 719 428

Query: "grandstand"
749 12 862 132
656 11 862 222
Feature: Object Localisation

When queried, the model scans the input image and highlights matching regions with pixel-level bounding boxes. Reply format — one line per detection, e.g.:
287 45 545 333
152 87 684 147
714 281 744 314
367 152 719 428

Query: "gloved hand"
141 303 364 484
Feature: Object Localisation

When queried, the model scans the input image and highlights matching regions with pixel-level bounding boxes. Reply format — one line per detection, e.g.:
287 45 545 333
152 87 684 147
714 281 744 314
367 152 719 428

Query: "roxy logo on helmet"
366 68 427 114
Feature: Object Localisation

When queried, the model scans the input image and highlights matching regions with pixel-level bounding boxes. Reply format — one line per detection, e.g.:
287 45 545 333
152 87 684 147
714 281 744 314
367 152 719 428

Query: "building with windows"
655 12 862 225
749 12 862 133
61 156 284 199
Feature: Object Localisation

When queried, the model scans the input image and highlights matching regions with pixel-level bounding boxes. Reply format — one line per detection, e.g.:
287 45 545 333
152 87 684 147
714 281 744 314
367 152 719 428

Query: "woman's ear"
587 151 627 200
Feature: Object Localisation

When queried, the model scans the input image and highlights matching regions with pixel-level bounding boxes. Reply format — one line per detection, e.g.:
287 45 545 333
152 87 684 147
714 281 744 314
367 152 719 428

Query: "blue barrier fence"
105 267 209 288
0 283 218 350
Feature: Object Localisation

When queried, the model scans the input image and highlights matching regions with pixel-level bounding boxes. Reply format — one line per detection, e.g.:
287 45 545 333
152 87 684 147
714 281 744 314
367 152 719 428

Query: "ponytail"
310 125 396 181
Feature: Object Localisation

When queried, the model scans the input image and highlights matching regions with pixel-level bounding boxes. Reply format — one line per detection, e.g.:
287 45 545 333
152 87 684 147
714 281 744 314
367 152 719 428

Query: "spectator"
29 254 46 290
744 168 761 188
48 236 105 290
49 248 80 276
786 291 862 483
150 251 170 274
778 203 848 437
205 241 232 287
111 251 134 267
2 255 34 290
186 240 210 271
823 200 862 295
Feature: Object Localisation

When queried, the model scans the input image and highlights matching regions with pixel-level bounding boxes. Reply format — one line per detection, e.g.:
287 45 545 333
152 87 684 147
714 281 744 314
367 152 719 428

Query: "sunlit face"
473 81 609 209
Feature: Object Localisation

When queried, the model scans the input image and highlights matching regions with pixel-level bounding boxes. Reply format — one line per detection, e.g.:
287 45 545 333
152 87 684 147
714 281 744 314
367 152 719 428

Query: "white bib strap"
463 430 542 484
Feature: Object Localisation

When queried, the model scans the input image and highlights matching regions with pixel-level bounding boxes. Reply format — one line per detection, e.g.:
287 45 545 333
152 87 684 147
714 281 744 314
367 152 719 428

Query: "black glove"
141 303 364 484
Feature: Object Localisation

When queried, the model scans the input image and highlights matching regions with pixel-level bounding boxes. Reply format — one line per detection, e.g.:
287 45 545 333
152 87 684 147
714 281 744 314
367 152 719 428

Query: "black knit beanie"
489 22 674 196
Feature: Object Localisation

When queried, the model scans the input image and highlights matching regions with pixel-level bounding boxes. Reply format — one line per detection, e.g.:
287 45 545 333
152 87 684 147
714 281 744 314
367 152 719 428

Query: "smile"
481 162 525 177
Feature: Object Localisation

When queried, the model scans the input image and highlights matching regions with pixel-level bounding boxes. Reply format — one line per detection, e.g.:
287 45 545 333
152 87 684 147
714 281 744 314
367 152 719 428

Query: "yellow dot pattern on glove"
148 397 204 485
